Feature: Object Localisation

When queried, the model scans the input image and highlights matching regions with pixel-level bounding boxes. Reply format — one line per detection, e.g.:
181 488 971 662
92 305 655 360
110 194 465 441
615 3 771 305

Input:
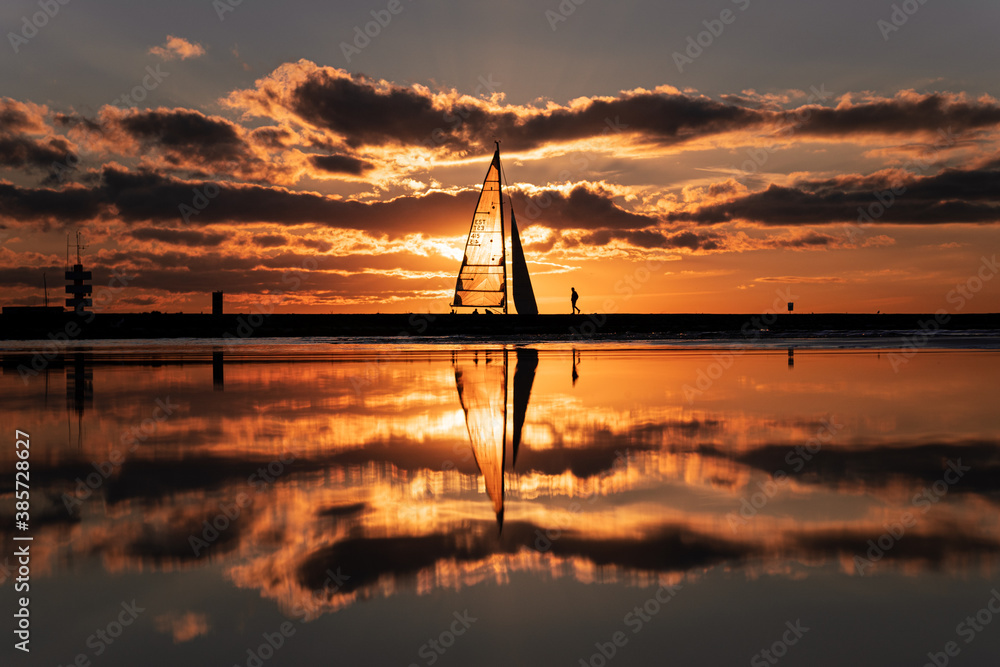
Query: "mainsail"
455 351 507 526
453 143 538 314
453 147 506 311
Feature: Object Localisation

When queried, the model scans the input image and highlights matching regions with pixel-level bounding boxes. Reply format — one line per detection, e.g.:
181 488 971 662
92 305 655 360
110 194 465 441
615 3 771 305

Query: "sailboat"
453 348 538 531
452 142 538 315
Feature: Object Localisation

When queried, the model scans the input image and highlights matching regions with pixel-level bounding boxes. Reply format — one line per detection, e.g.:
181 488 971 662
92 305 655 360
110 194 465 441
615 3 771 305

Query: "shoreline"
1 311 998 341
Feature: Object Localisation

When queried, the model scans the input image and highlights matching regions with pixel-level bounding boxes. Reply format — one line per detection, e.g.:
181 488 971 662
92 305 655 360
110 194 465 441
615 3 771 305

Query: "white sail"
454 351 506 524
453 148 506 311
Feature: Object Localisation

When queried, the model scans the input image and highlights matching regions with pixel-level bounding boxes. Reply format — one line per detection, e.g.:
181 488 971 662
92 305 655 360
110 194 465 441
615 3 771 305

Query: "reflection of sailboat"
511 349 537 467
452 142 538 315
454 348 538 530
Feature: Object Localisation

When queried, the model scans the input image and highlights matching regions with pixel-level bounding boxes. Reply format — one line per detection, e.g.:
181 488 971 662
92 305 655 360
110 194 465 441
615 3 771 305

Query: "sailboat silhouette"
452 142 538 315
454 348 538 531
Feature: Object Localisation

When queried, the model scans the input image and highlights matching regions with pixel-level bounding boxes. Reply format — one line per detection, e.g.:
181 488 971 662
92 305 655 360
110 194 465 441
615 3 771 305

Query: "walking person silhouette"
571 287 580 314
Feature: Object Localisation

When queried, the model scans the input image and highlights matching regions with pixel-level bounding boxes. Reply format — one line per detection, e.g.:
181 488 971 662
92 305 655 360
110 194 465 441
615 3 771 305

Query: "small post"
212 291 224 316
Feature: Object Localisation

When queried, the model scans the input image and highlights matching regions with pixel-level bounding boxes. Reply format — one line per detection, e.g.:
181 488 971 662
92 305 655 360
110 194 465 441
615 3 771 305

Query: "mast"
498 141 508 314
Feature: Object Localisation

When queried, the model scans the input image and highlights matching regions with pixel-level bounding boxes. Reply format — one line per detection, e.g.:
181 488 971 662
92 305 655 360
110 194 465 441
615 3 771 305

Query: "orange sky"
3 49 1000 314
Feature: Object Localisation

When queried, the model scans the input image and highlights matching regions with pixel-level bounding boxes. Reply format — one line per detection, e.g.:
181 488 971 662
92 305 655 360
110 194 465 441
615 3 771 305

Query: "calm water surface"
1 342 999 666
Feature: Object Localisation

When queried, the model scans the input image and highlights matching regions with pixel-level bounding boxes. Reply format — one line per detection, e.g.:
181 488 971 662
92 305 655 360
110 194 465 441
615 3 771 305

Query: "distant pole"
787 302 794 313
212 291 224 316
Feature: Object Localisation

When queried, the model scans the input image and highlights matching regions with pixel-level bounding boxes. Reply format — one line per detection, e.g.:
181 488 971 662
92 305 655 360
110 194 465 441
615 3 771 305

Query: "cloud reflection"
2 347 998 621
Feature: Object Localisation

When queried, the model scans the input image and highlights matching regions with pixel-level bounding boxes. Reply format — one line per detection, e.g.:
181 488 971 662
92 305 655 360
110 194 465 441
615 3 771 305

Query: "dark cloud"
2 166 663 240
0 181 103 225
231 64 1000 155
308 153 373 175
0 99 77 182
0 136 76 176
579 228 723 251
788 93 1000 138
117 108 252 166
291 69 455 149
129 227 227 247
257 65 760 154
670 168 1000 226
253 233 288 248
517 185 657 231
298 238 332 252
249 126 292 149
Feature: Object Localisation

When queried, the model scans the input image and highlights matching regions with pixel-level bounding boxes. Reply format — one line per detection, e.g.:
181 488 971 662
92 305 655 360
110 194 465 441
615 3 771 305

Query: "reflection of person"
571 287 580 314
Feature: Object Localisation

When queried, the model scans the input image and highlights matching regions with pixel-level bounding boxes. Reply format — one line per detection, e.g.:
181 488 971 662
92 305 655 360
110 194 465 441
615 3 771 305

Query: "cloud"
787 91 1000 139
252 233 288 248
0 135 76 180
153 611 210 643
668 167 1000 226
309 153 373 175
129 227 227 248
225 63 1000 158
0 181 103 226
149 36 205 61
224 61 762 155
754 275 846 284
0 98 76 182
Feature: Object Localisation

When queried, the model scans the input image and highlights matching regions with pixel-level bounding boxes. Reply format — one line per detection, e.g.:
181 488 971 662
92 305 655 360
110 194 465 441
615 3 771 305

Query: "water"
1 341 999 666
